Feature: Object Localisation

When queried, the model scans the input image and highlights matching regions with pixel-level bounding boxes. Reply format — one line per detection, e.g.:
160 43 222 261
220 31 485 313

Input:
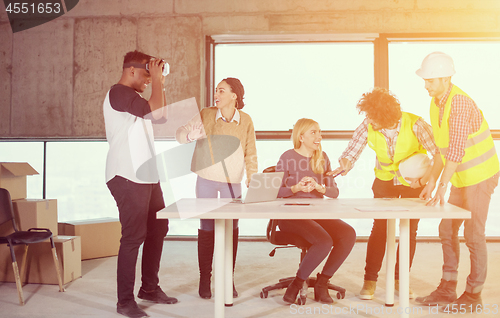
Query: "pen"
331 170 345 178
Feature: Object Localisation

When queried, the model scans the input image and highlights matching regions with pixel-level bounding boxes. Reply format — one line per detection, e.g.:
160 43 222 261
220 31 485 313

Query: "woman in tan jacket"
176 77 257 299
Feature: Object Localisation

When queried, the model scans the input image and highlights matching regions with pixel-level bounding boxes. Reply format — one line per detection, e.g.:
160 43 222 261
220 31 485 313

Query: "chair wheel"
297 296 306 305
260 291 268 298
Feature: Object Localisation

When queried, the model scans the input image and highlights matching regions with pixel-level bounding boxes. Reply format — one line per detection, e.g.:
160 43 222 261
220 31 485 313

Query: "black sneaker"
117 301 148 318
137 286 178 304
440 291 482 314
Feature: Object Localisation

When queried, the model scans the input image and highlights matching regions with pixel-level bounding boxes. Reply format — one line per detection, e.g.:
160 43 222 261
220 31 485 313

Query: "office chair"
259 166 346 305
0 188 64 305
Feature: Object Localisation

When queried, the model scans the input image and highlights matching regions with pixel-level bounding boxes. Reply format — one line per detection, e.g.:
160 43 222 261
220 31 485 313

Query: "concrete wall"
1 0 500 137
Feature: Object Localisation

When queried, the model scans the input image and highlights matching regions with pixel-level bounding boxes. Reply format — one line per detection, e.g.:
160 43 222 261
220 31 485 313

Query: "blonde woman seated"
276 118 356 304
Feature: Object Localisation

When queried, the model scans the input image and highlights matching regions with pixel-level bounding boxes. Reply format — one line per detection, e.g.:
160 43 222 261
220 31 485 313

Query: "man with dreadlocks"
329 87 440 301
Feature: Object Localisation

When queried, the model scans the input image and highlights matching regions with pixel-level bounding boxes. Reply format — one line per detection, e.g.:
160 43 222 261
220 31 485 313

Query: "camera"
146 59 170 76
162 62 170 76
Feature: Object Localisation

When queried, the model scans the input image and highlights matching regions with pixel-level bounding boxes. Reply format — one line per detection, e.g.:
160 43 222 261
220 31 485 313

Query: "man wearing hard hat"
415 52 499 312
329 87 440 301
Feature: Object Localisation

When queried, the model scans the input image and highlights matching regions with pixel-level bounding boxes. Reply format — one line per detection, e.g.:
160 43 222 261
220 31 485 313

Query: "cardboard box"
0 236 82 285
0 244 25 283
58 218 121 260
13 199 58 235
0 162 39 200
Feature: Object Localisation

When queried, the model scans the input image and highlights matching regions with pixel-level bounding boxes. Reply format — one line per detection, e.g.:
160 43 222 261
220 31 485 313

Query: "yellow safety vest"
430 85 499 188
367 112 427 186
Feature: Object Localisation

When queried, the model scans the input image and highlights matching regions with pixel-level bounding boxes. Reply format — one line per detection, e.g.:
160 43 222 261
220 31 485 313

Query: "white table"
157 198 471 318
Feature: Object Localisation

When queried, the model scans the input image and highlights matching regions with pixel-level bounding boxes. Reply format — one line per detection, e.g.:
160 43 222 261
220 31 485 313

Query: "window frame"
206 32 500 140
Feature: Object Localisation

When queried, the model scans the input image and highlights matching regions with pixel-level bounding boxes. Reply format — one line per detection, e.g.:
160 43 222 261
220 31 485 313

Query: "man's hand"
406 177 422 189
424 161 457 206
149 58 165 81
419 182 434 200
426 183 447 206
327 158 352 177
148 58 167 119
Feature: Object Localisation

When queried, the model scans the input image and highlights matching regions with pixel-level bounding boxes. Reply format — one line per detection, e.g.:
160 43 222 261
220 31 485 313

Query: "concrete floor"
1 240 499 318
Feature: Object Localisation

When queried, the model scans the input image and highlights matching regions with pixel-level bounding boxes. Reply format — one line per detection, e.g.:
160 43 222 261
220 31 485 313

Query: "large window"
215 42 374 131
44 141 202 235
210 35 500 237
212 42 376 236
45 141 114 222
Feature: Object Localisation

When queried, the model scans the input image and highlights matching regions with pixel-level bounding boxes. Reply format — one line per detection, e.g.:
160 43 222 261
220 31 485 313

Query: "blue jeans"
440 172 499 294
278 219 356 280
196 176 240 230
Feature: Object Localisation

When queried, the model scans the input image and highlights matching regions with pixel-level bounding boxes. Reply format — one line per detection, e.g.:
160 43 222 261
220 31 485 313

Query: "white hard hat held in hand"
399 153 431 182
416 51 456 79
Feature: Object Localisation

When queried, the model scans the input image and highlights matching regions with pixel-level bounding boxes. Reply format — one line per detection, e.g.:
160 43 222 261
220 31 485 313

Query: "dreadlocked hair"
356 87 402 129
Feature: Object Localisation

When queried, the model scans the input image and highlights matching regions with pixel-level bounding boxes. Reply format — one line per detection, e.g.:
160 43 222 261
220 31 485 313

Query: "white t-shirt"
103 84 161 184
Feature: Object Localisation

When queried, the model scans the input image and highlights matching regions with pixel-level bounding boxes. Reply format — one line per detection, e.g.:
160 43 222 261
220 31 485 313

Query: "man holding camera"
103 50 177 318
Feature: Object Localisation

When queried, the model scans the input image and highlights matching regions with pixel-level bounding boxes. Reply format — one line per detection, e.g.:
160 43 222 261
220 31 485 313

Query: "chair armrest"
266 220 280 243
27 228 52 234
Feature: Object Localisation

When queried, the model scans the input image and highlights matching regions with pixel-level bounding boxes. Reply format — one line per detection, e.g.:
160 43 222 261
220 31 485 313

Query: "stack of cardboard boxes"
0 162 124 287
0 162 81 285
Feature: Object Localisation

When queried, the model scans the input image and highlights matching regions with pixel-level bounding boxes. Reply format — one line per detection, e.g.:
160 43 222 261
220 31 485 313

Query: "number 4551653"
5 2 61 14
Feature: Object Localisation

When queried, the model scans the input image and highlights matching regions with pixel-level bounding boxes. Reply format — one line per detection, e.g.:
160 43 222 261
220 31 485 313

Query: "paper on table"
355 207 409 212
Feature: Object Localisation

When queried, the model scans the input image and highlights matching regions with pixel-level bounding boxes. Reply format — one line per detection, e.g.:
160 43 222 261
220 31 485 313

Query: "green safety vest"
430 85 499 188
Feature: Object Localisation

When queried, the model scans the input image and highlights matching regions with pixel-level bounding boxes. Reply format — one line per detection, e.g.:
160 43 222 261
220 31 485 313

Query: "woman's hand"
186 120 206 141
292 177 321 193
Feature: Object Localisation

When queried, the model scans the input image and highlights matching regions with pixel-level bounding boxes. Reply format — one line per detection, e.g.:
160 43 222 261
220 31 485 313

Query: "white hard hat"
416 52 456 79
399 153 431 181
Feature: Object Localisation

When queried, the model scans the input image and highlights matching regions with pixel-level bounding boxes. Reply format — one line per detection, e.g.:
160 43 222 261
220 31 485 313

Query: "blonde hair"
291 118 325 174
